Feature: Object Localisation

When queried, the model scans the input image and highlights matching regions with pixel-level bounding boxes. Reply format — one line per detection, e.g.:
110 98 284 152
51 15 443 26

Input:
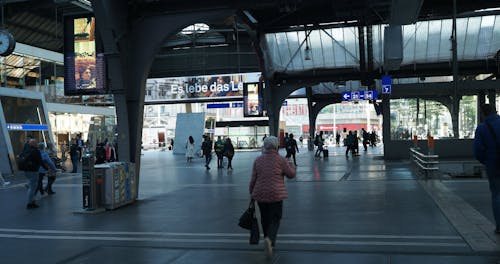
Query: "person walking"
362 128 370 151
474 104 500 234
19 139 48 209
314 131 324 158
283 132 290 159
214 136 225 169
249 136 296 258
186 136 195 163
223 137 235 170
287 134 299 166
345 131 355 157
36 142 57 196
202 135 213 170
69 140 79 173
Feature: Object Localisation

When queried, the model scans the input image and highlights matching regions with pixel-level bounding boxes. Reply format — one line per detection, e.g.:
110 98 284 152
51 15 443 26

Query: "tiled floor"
0 145 499 263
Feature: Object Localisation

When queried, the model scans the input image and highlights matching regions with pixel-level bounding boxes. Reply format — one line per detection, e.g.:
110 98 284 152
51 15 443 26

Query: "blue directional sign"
207 103 230 109
6 123 49 131
382 75 392 94
232 102 243 108
341 91 351 101
341 91 378 102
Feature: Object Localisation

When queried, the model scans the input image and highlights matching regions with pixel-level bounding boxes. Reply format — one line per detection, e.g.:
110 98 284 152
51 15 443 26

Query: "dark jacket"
202 139 212 155
223 141 235 158
21 146 47 172
287 138 299 154
474 113 500 178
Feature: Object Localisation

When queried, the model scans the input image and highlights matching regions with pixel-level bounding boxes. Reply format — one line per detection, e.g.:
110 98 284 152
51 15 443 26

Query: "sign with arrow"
341 91 378 102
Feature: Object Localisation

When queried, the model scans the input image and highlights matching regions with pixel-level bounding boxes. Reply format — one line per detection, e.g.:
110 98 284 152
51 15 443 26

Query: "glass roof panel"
344 27 359 65
372 25 384 68
402 24 416 64
264 25 360 73
309 29 323 66
426 20 442 61
265 15 500 73
332 28 347 66
438 19 452 60
477 16 495 58
455 18 469 58
490 16 500 55
319 28 335 66
462 16 482 59
288 31 303 70
415 22 429 62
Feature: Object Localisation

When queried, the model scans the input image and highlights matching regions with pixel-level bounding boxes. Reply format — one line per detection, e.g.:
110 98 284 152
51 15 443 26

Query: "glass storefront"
390 99 452 140
48 112 116 157
0 96 51 157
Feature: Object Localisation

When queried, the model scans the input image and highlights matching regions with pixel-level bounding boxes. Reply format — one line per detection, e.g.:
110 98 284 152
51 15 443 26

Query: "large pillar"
488 89 496 111
478 91 486 122
306 87 315 151
382 94 391 153
92 0 234 196
451 96 460 138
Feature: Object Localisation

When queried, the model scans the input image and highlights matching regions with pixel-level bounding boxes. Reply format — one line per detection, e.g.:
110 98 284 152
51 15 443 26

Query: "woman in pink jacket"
249 136 296 258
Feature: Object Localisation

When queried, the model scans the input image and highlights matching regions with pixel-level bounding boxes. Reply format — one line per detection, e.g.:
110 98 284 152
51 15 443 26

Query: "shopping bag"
238 200 255 230
249 216 260 245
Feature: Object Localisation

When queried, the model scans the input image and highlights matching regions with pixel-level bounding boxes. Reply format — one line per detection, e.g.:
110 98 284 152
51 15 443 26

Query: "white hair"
263 136 279 151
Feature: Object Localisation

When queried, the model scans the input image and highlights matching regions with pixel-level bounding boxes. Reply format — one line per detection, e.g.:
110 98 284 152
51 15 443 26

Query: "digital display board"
145 72 261 103
64 16 106 95
243 82 263 117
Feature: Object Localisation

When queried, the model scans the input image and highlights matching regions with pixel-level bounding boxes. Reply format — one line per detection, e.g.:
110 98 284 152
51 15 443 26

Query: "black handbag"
238 200 255 230
249 215 260 245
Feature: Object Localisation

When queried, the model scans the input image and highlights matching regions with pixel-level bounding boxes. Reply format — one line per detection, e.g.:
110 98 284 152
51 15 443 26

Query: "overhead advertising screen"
64 16 106 95
145 72 261 103
243 82 263 117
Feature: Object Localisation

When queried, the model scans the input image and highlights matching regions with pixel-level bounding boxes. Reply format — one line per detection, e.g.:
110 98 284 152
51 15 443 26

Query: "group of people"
18 137 58 209
311 129 379 159
185 135 235 170
67 137 118 172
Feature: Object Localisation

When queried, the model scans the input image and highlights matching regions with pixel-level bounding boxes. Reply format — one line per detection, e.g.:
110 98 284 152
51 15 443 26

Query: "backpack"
17 148 34 171
314 137 319 146
215 141 224 154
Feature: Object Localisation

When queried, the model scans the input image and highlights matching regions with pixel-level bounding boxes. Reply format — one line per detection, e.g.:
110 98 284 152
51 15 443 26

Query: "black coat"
20 146 46 172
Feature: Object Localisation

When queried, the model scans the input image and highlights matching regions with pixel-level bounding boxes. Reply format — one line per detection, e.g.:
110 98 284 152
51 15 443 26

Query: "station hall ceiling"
1 0 499 80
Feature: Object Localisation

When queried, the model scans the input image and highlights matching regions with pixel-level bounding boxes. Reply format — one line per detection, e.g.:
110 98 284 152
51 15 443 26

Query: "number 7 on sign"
382 84 391 94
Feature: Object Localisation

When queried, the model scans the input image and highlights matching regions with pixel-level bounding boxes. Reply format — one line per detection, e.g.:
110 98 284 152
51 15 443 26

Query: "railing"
410 147 439 179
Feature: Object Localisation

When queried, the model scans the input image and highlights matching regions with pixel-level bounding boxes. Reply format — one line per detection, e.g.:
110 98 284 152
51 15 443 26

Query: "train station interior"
0 0 500 263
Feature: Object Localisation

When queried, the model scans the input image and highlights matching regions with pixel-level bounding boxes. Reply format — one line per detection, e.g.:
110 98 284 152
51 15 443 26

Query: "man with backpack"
474 104 500 234
18 139 48 209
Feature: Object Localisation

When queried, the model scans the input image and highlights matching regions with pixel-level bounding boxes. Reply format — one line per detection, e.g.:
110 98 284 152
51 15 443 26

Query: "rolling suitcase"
323 148 329 158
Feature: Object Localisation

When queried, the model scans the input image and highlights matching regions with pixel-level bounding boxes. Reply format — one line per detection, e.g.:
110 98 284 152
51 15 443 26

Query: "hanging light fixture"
304 30 311 60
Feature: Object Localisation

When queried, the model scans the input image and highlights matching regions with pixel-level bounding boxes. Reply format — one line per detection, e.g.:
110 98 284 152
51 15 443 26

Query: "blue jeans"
71 156 78 173
205 153 212 167
24 171 38 204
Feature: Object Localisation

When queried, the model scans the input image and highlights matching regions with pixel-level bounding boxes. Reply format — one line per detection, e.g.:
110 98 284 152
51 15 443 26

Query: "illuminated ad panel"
145 72 261 102
64 16 106 95
243 82 263 117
